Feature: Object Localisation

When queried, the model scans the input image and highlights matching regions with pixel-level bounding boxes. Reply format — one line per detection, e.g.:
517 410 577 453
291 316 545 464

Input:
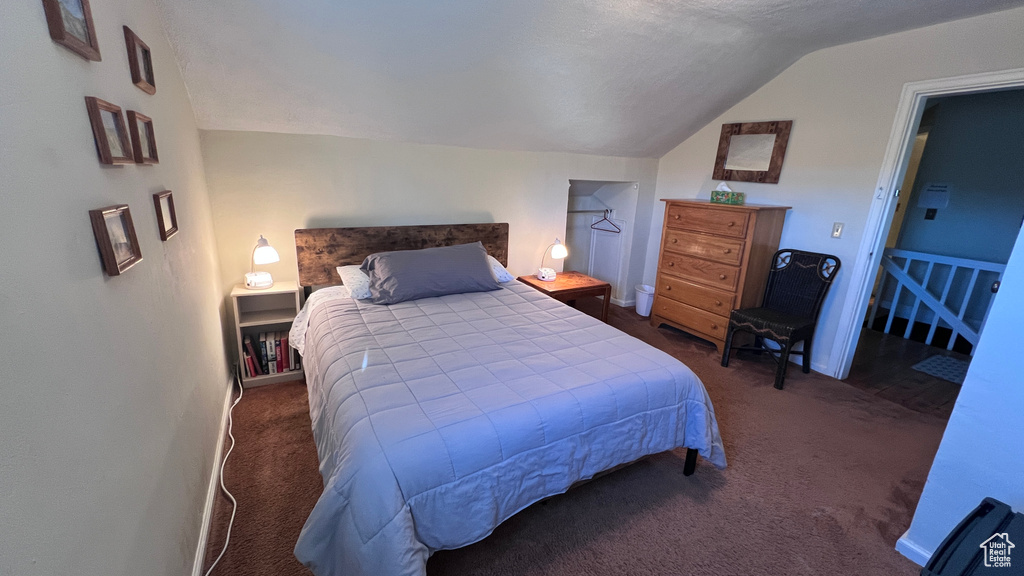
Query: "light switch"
831 222 844 238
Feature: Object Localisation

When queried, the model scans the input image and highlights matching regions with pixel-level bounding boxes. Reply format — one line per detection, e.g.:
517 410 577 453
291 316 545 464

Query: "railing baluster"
927 264 958 347
958 268 981 321
884 257 911 335
903 261 934 339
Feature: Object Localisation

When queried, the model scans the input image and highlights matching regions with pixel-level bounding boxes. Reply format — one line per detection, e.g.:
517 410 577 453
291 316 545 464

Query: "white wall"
898 224 1024 562
647 6 1024 375
200 131 659 301
0 1 229 575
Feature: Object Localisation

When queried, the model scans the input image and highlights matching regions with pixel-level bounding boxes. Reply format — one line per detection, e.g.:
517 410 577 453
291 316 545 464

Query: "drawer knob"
711 323 719 330
671 238 678 243
723 248 731 254
669 262 675 267
665 285 672 291
727 221 735 227
715 300 722 306
674 214 680 220
718 274 726 280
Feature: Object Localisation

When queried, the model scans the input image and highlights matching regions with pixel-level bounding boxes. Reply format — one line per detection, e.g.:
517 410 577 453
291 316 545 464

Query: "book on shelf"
243 350 257 379
275 331 284 373
243 335 264 376
258 333 270 374
260 330 272 375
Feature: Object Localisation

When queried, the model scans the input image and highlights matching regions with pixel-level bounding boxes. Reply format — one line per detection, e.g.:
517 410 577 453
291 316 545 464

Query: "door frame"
831 67 1024 380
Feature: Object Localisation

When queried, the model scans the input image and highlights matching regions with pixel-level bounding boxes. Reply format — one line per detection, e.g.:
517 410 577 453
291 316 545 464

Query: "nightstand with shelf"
230 281 304 387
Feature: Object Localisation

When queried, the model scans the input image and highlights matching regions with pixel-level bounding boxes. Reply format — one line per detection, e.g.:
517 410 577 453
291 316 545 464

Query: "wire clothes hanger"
590 209 621 233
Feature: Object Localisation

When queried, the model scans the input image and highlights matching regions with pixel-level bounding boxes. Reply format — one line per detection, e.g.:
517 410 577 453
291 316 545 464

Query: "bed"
289 223 726 576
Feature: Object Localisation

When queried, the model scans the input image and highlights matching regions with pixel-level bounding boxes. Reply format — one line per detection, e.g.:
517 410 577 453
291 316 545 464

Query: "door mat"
911 355 969 385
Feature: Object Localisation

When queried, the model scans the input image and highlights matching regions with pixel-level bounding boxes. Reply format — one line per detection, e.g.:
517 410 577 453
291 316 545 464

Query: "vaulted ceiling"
155 0 1024 158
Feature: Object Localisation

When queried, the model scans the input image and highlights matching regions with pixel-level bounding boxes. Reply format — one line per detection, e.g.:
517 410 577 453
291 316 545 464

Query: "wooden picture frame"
127 111 159 164
123 26 155 94
85 97 133 165
89 204 142 275
712 120 793 184
153 191 178 240
42 0 101 61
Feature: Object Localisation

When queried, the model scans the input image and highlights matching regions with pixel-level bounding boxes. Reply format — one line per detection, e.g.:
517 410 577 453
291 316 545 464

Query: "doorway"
832 68 1024 380
839 82 1024 417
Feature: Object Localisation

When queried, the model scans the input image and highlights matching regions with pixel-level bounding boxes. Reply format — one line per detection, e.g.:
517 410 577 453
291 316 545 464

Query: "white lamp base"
537 267 557 282
245 272 274 289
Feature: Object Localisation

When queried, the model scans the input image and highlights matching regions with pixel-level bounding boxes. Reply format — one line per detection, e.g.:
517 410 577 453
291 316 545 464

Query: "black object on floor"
922 497 1024 576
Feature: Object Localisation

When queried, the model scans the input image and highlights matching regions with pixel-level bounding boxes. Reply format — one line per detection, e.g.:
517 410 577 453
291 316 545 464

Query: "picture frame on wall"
89 205 143 276
127 111 159 165
85 97 134 165
712 120 793 184
123 26 155 94
41 0 101 61
153 191 178 241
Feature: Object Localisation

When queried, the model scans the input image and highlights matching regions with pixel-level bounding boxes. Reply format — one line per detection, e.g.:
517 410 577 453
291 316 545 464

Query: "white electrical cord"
204 374 244 576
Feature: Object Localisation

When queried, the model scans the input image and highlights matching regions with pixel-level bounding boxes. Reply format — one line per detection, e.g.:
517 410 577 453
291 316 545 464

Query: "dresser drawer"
652 297 728 341
660 252 740 291
666 205 750 238
657 275 735 315
663 229 744 265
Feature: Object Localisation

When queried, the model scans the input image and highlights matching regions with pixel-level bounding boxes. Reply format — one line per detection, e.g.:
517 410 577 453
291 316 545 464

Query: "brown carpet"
204 304 943 576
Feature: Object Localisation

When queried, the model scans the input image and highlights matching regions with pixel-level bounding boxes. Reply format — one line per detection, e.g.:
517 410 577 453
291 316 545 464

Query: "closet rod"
567 209 612 214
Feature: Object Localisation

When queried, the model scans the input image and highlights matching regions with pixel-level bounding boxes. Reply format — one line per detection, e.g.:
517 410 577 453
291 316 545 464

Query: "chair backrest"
761 249 841 321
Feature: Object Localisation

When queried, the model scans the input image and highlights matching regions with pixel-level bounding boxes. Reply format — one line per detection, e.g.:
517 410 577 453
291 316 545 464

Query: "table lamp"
537 238 568 281
245 235 280 289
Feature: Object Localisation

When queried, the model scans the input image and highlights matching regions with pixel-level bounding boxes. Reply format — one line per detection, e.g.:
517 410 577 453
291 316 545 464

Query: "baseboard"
191 377 235 576
611 296 634 308
896 530 932 566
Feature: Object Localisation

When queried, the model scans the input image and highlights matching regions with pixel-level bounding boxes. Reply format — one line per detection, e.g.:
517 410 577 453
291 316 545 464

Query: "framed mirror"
712 120 792 184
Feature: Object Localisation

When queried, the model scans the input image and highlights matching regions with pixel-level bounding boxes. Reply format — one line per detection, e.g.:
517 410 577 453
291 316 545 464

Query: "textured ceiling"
155 0 1024 158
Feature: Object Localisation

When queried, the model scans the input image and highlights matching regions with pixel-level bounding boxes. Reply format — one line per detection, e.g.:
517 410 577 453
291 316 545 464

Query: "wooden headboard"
294 223 510 287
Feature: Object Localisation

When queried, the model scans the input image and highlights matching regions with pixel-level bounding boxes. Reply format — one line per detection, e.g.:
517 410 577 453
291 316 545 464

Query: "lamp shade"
252 235 280 265
550 239 568 260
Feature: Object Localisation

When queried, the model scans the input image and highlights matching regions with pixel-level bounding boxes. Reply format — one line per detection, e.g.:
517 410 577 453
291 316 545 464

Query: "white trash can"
635 284 655 317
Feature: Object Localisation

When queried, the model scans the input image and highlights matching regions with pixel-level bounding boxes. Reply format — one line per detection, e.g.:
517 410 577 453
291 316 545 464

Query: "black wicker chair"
720 249 840 390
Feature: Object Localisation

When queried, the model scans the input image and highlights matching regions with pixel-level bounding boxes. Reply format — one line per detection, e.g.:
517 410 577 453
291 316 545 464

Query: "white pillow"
336 265 372 299
487 255 514 283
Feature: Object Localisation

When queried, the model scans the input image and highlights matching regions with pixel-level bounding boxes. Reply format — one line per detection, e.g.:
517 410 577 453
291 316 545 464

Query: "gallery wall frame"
127 111 159 165
85 97 133 165
89 204 142 276
153 190 178 241
123 26 155 94
42 0 101 61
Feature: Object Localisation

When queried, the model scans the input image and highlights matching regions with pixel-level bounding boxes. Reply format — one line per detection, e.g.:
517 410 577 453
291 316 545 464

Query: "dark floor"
845 328 965 419
573 295 964 419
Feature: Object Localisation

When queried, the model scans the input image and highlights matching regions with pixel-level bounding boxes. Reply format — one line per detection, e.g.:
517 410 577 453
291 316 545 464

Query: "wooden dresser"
651 199 790 352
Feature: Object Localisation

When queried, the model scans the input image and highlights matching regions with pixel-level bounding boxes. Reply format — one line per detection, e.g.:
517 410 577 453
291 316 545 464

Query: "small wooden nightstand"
517 271 612 323
230 281 304 387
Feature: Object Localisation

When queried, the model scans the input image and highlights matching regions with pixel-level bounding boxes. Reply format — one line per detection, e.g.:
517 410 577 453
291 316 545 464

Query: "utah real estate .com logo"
980 533 1015 568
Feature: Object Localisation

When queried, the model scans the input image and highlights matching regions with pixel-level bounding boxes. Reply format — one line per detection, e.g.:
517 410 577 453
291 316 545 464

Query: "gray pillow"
360 241 501 305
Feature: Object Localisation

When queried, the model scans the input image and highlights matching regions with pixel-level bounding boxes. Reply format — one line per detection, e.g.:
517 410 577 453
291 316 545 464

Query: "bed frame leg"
683 448 698 476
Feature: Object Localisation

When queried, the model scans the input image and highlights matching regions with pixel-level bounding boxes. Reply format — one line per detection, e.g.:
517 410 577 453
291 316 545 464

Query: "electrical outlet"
831 222 844 238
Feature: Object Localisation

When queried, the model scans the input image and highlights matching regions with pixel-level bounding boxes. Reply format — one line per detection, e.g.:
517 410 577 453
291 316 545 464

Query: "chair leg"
753 335 764 355
721 325 735 367
774 343 792 390
802 337 812 374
